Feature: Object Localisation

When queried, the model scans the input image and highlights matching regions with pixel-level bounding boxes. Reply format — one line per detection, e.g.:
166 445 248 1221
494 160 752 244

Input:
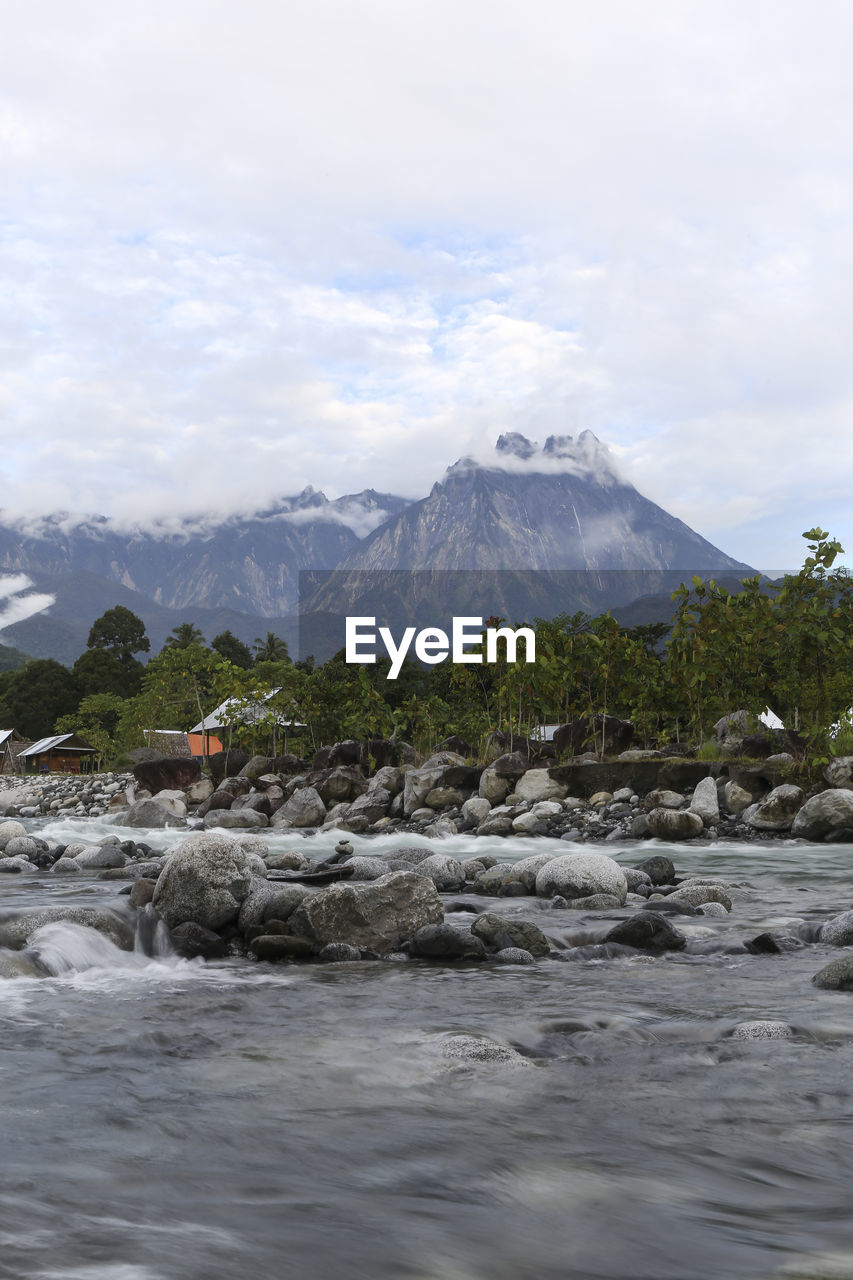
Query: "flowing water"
3 822 853 1280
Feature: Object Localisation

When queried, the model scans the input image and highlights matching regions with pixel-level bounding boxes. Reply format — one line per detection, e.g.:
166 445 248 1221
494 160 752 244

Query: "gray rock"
274 786 327 828
748 784 805 831
408 923 486 959
667 884 732 911
237 880 277 931
646 808 704 841
50 858 83 874
0 819 29 848
341 855 391 881
565 893 625 910
471 912 550 955
792 790 853 841
286 870 444 953
514 770 567 803
476 811 514 836
318 942 362 962
461 796 492 825
0 907 135 951
478 765 511 805
3 835 38 860
689 776 720 826
535 853 627 903
492 947 536 965
823 757 853 790
813 955 853 989
151 832 256 931
402 765 446 816
724 781 755 814
440 1035 531 1066
819 910 853 945
170 921 228 959
730 1021 794 1040
203 808 269 829
262 884 311 921
644 789 685 811
623 868 652 890
603 912 686 952
116 799 187 829
74 844 128 869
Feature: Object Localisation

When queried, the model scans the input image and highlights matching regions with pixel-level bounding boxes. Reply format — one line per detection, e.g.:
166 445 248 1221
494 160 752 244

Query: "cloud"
1 2 852 567
0 576 55 634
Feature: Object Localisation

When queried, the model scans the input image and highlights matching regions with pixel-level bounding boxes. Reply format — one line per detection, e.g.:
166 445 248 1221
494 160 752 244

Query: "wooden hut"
17 733 97 775
0 729 26 775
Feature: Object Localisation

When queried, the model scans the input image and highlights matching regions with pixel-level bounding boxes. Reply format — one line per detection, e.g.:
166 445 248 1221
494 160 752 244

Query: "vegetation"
1 530 850 768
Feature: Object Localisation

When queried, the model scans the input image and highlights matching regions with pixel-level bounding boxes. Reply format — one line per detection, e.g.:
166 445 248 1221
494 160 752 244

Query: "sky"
2 0 853 570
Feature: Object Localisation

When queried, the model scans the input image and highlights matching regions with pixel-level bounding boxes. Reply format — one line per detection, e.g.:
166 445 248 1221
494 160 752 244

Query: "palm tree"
164 622 206 649
253 631 290 663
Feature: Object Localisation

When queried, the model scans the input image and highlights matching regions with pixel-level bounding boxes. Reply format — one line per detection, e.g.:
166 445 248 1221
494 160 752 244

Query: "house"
17 733 97 775
191 689 305 752
0 728 26 775
144 729 224 761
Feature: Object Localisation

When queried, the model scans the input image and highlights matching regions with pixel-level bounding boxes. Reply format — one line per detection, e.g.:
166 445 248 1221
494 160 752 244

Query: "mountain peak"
448 430 618 482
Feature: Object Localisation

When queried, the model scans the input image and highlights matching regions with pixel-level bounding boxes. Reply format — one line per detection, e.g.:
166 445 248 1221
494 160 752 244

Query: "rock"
493 947 536 965
403 853 466 892
644 789 685 811
792 790 853 841
424 786 463 810
186 777 215 804
478 766 511 805
743 932 782 953
0 907 135 951
151 789 188 816
286 870 444 953
50 858 83 875
339 856 390 881
203 808 269 829
461 796 492 825
263 885 311 921
133 757 201 793
748 784 805 831
730 1021 794 1040
74 844 128 869
170 921 228 959
476 811 514 836
3 835 38 860
470 912 550 956
623 868 652 891
603 912 686 952
820 911 853 945
237 880 278 931
317 942 362 962
408 923 486 960
116 799 186 829
151 832 255 931
667 884 732 911
344 787 392 824
265 851 308 872
646 808 704 841
370 766 403 796
823 757 853 790
723 781 754 814
0 819 29 849
534 853 627 903
490 751 529 779
689 777 720 826
813 955 853 989
565 893 627 910
250 935 315 961
514 770 567 803
129 878 157 909
274 786 326 828
440 1035 531 1066
402 764 446 816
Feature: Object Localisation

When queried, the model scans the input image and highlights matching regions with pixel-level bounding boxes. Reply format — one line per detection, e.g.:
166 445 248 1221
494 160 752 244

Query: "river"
2 820 853 1280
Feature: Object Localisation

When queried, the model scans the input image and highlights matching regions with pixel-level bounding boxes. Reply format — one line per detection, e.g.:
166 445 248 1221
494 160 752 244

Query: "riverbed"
2 821 853 1280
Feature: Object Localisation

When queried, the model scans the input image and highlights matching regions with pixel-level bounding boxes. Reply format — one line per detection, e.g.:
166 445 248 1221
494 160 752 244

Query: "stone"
262 885 311 921
603 912 686 952
151 832 256 931
116 799 186 829
689 776 720 826
170 921 228 960
74 844 128 869
185 777 215 804
129 878 157 909
476 811 514 836
286 870 444 953
3 835 38 860
344 787 392 823
813 955 853 989
792 790 853 841
730 1021 794 1040
623 868 652 890
478 765 511 804
748 784 805 831
407 853 466 892
589 790 613 807
667 884 732 911
151 789 188 816
565 893 626 910
502 852 558 892
440 1035 531 1066
50 858 82 874
370 766 403 796
820 911 853 945
408 923 486 959
461 796 492 825
339 855 390 881
275 786 326 828
237 880 278 931
317 942 362 962
470 912 550 956
133 757 201 793
250 935 315 961
514 770 567 803
723 781 754 814
644 789 686 811
646 808 704 841
203 808 269 829
534 853 627 903
402 764 446 816
823 757 853 790
424 786 463 810
492 947 535 964
0 907 135 951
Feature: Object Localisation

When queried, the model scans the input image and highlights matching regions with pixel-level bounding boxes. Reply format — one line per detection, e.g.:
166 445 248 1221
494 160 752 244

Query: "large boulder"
132 757 201 793
470 912 551 956
514 770 567 803
820 911 853 946
478 766 512 805
792 790 853 841
115 799 187 829
208 749 251 785
748 784 805 831
402 765 446 816
603 912 686 952
0 819 28 850
286 870 444 953
151 832 256 931
273 786 326 828
534 853 627 903
646 808 704 841
689 777 719 827
823 758 853 790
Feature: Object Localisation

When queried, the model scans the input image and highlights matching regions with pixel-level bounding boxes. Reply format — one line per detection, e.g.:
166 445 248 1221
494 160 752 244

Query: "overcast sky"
1 1 852 569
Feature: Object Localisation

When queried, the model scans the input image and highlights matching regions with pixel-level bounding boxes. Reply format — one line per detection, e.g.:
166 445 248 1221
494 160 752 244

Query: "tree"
212 630 254 669
0 659 81 739
164 622 206 650
73 647 144 700
253 631 290 664
56 693 124 770
87 606 150 665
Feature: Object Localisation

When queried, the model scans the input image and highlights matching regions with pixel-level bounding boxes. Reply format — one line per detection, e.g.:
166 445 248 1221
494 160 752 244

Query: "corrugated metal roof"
0 729 16 747
18 733 95 757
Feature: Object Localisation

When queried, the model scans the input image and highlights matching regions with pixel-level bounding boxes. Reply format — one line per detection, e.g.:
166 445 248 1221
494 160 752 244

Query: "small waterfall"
133 904 175 959
25 915 176 978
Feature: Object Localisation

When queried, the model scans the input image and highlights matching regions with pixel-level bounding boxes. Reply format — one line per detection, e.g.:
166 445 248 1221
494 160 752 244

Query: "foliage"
164 622 206 650
253 631 290 664
212 630 254 669
87 606 150 664
56 693 125 769
72 647 144 700
0 659 81 739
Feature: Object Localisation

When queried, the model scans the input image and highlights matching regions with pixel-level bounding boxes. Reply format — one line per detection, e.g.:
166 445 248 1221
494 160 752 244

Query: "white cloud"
0 2 851 566
0 576 55 634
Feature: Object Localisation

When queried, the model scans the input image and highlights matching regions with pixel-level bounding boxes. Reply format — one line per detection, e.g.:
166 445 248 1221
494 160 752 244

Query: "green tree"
253 631 290 664
72 647 144 700
212 630 253 669
87 606 150 664
56 693 124 769
164 622 206 649
0 659 81 739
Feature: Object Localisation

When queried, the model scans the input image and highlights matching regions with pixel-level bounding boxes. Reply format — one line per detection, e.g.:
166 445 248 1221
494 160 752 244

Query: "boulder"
402 765 446 816
478 766 511 805
689 776 719 827
116 799 187 829
461 796 492 825
0 907 135 951
819 911 853 946
723 781 754 814
823 757 853 790
203 808 269 830
408 923 486 960
792 790 853 841
132 758 201 793
344 787 392 824
813 955 853 990
635 854 676 885
186 777 215 804
534 853 627 903
0 819 29 849
748 784 805 831
170 921 229 960
470 912 550 956
603 912 686 952
490 752 529 779
666 883 732 911
644 789 685 811
646 808 704 841
151 832 256 931
408 853 466 892
74 844 128 869
286 870 444 953
151 789 188 817
208 749 250 784
273 786 326 828
514 770 567 803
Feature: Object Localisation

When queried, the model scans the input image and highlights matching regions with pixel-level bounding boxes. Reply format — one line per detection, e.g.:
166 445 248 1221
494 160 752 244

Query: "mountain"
0 435 752 663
